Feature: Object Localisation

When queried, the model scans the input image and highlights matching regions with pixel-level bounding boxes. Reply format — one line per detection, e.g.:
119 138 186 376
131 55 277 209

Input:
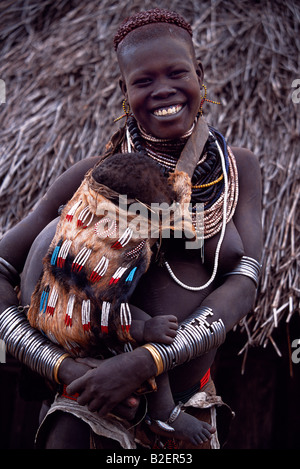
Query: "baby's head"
92 152 175 206
114 9 203 140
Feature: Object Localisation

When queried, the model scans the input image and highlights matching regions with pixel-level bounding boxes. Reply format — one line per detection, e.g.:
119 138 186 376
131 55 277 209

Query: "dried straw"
0 0 299 362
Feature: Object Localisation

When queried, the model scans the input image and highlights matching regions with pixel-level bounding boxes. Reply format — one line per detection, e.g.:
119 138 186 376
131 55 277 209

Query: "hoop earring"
199 84 221 116
114 98 131 123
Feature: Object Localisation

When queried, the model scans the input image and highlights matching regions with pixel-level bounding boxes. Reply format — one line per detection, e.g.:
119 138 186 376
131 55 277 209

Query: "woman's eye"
170 70 187 77
133 78 151 86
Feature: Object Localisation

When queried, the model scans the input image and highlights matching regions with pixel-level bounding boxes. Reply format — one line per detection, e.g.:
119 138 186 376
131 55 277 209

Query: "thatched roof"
0 0 299 367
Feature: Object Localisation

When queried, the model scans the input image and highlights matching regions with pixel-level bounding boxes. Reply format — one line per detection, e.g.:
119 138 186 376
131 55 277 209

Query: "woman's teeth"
153 104 183 117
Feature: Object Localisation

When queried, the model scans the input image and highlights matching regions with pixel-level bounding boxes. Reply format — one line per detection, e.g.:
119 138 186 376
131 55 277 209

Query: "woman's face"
118 35 203 140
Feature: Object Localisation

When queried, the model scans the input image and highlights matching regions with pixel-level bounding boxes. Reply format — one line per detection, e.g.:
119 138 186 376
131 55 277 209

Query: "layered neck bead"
123 117 195 172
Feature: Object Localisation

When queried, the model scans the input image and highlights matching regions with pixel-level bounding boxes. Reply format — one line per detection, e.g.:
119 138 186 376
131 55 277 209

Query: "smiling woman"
0 7 262 450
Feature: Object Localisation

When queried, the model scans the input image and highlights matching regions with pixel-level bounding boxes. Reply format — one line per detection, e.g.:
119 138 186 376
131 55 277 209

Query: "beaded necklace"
122 118 194 173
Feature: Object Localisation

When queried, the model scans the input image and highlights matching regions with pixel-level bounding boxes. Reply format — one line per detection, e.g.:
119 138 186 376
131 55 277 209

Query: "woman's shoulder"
230 147 261 195
230 146 260 172
61 155 101 178
48 156 101 195
30 156 102 223
230 146 261 187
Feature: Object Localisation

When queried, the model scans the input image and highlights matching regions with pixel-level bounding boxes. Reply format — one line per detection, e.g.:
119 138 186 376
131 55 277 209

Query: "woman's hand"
57 356 96 385
66 348 156 416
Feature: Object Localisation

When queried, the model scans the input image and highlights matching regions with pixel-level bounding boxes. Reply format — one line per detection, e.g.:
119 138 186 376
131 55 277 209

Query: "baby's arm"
129 305 178 345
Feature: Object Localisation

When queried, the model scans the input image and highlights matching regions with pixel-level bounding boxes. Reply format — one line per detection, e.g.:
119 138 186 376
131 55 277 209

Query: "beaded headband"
113 8 193 50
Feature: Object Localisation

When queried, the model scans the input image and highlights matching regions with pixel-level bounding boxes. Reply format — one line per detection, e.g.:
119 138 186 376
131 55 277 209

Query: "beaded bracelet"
0 305 70 383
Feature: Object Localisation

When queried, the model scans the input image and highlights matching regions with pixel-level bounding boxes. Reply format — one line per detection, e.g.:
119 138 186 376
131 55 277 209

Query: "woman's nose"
151 79 176 99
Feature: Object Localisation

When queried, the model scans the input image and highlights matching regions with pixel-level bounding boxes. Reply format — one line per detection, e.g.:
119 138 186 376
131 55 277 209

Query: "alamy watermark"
94 196 204 250
0 339 6 363
291 338 300 364
291 79 300 104
0 79 5 104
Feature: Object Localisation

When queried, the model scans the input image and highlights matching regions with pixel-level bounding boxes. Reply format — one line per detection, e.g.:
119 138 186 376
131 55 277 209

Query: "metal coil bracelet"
143 306 226 375
223 255 262 288
0 305 69 383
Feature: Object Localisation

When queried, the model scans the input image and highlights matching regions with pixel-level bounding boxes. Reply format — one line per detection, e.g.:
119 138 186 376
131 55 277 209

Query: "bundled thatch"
0 0 299 366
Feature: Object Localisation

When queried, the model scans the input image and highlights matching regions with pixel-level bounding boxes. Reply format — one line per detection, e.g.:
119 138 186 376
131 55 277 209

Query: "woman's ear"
119 78 127 98
196 61 204 85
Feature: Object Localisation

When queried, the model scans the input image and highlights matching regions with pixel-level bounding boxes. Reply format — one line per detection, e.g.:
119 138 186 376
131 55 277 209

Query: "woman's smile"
153 103 184 117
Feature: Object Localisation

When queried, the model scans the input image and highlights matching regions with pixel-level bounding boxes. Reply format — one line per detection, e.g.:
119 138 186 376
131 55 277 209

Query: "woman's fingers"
66 372 88 396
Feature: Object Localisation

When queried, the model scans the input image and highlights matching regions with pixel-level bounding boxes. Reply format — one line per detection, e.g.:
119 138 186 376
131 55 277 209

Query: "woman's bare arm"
199 147 263 330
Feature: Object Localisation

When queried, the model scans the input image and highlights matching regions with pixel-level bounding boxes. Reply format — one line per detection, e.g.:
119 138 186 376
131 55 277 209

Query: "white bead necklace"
163 132 228 291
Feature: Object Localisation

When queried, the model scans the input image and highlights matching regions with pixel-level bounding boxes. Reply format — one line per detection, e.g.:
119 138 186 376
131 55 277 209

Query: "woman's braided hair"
113 8 193 50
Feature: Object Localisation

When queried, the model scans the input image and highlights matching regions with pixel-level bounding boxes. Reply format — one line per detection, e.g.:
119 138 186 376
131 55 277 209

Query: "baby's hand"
143 315 178 344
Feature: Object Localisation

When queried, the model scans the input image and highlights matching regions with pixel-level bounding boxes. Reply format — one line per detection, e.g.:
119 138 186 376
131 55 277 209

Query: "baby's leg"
146 372 215 447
